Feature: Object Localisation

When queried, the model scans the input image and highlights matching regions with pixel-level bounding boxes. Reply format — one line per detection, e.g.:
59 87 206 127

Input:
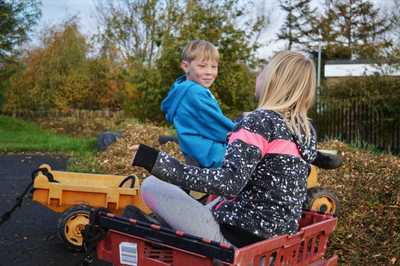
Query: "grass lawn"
0 115 96 155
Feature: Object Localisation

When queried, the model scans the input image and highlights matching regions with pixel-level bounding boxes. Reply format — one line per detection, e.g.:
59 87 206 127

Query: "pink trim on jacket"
228 128 300 157
213 197 237 211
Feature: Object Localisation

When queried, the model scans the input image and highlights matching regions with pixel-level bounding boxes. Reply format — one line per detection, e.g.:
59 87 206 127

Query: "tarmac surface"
0 154 110 266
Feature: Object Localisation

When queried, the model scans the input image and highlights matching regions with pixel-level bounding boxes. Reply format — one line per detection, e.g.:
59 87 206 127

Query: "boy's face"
181 58 218 88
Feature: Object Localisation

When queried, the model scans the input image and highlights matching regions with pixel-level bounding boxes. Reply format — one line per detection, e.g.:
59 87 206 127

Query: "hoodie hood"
160 75 234 168
161 75 192 123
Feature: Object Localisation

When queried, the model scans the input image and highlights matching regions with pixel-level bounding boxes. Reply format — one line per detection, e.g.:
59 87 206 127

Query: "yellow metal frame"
307 165 319 189
33 164 321 214
32 164 151 215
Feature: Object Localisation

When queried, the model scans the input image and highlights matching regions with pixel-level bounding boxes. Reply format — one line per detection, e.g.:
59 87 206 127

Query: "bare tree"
95 0 173 66
319 0 392 59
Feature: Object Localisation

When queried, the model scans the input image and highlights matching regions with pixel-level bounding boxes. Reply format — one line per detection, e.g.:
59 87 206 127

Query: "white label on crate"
119 242 138 266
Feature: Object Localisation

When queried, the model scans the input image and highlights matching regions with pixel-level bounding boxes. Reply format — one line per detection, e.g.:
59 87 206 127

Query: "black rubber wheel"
57 204 91 251
305 187 341 216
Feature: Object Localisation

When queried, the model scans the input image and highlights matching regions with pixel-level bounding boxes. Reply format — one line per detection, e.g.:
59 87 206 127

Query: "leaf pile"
318 140 400 265
34 115 123 137
96 122 184 178
97 124 399 265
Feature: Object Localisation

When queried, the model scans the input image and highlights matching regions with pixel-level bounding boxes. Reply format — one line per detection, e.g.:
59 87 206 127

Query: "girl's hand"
129 144 140 159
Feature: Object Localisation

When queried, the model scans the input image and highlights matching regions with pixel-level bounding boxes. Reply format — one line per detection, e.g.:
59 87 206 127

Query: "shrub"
320 76 400 123
99 0 263 122
2 19 125 114
312 76 400 154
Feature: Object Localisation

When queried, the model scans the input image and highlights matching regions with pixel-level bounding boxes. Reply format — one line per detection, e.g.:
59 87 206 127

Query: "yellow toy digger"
30 165 150 251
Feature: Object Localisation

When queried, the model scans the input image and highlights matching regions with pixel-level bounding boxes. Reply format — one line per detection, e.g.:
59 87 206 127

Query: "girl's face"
181 58 218 88
255 66 268 101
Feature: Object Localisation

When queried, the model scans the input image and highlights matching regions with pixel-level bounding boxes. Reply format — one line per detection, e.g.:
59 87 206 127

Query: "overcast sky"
36 0 98 34
34 0 391 59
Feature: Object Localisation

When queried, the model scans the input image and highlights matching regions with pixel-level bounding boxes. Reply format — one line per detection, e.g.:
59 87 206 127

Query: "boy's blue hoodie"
161 76 234 168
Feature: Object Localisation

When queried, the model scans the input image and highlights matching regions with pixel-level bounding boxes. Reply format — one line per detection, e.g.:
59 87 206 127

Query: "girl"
132 51 318 247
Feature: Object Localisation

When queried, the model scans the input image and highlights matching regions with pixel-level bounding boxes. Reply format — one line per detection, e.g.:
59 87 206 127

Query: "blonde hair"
257 51 316 143
182 40 220 63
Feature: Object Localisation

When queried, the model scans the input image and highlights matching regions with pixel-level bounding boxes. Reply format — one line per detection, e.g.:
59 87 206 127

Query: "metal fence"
311 99 400 154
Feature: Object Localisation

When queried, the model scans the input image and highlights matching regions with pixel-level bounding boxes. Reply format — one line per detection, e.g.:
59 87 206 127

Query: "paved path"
0 154 109 266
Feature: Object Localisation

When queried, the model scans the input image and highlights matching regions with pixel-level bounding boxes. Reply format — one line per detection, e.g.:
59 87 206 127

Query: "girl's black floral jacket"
133 109 317 240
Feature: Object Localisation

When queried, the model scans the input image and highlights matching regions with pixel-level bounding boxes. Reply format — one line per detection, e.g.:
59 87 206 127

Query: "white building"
324 60 400 78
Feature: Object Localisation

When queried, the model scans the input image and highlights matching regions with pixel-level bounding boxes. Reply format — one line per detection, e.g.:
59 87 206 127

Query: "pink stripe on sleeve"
267 139 300 157
228 128 268 155
228 128 300 157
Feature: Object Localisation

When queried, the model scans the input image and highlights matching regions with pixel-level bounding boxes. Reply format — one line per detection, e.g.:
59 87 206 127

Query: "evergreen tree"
0 0 41 109
0 0 41 60
277 0 316 50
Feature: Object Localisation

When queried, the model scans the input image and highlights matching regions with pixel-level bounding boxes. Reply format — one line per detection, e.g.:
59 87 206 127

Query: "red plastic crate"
95 211 338 266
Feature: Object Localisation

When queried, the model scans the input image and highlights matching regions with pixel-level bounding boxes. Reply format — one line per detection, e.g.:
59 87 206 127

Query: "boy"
161 40 234 168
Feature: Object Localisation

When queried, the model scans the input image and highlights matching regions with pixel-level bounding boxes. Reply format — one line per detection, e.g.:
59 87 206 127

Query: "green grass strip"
0 115 96 153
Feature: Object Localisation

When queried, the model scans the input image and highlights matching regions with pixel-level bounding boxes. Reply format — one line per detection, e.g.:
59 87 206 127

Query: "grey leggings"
140 176 229 244
141 176 272 266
